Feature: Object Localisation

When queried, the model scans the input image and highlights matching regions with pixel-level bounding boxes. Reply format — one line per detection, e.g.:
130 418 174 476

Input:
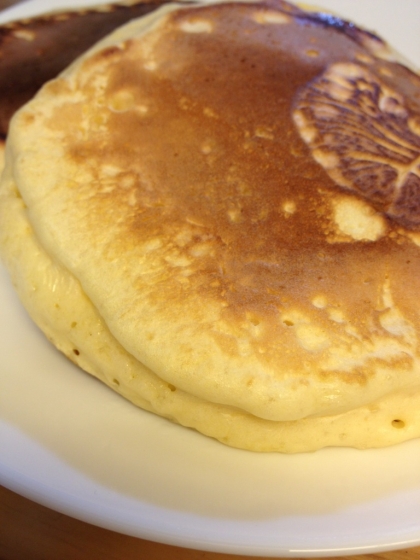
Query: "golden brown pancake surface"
2 0 420 447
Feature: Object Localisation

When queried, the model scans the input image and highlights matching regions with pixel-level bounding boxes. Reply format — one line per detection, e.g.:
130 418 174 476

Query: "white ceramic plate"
1 1 420 556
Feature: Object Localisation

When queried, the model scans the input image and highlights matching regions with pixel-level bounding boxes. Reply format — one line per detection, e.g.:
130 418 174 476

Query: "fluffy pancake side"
2 0 420 445
2 155 420 452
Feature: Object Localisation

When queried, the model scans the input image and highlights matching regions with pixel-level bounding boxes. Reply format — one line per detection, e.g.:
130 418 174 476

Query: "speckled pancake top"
7 0 420 422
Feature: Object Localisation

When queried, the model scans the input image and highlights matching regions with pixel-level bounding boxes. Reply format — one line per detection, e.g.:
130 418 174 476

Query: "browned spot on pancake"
294 62 420 228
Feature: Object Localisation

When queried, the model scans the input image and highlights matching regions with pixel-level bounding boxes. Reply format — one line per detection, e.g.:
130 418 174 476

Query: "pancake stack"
1 0 420 452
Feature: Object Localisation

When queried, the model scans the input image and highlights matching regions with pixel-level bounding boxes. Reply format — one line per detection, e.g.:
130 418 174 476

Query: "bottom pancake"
1 161 420 453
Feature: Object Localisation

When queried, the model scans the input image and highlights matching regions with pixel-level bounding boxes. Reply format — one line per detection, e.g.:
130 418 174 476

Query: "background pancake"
0 0 172 176
2 0 420 451
0 0 170 140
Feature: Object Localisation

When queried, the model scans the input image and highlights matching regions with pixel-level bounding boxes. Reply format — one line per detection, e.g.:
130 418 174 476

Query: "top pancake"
6 0 420 422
